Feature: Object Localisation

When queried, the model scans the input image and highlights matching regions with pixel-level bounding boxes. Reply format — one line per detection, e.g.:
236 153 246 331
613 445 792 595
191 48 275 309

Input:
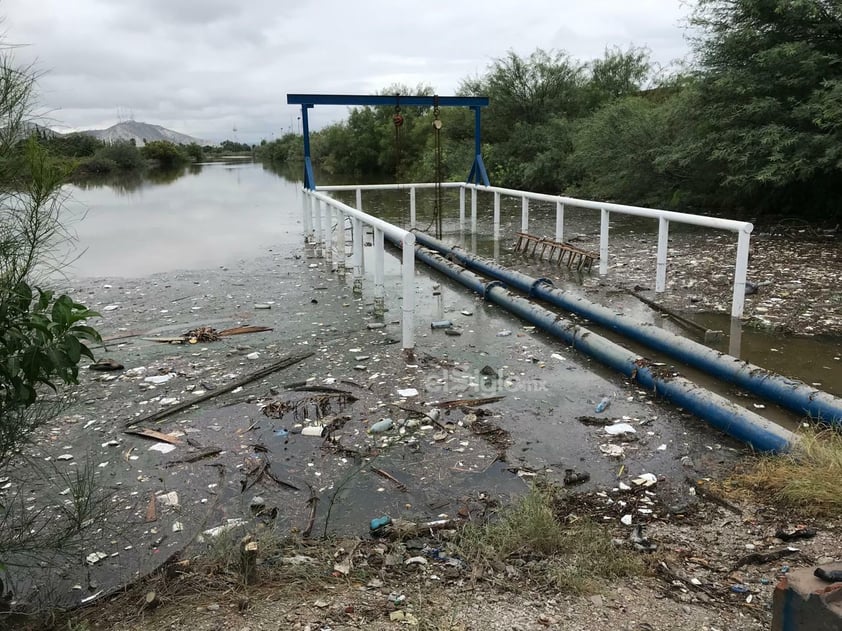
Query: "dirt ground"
4 230 842 630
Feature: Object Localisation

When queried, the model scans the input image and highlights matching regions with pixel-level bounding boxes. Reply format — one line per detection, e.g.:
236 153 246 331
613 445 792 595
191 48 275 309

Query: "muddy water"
5 167 829 611
334 187 842 398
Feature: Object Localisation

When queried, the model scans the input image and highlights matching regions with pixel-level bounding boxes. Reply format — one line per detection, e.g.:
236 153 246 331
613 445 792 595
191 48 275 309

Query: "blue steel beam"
287 94 488 107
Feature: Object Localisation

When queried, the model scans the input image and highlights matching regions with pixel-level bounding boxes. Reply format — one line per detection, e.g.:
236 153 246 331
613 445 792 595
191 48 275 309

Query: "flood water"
60 164 842 397
63 161 304 278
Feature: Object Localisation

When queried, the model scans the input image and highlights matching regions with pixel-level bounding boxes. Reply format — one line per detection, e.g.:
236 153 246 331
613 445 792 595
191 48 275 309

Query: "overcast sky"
4 0 695 144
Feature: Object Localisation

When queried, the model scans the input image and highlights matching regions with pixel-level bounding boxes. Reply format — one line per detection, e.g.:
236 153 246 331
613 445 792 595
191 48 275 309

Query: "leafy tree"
184 142 204 163
91 140 143 170
667 0 842 217
140 140 188 169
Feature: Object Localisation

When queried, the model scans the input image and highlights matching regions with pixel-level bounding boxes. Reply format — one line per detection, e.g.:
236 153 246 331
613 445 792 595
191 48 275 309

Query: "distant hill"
79 120 205 147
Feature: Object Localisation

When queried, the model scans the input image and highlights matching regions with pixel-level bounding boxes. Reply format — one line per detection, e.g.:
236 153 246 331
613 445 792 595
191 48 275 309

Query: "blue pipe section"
403 244 794 453
412 230 842 426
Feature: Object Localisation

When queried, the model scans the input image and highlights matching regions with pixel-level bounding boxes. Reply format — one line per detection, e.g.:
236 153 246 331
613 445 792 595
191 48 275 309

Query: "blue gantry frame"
286 94 490 190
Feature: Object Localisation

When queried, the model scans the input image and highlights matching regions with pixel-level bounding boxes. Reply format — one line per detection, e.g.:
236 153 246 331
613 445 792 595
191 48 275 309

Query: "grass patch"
457 483 643 593
734 427 842 517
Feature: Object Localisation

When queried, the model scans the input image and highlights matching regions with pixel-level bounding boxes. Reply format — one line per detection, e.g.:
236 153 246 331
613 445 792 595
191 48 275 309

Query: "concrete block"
772 563 842 631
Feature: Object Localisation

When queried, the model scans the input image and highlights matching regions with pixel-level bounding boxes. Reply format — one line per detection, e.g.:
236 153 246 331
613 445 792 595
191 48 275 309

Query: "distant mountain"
79 120 205 147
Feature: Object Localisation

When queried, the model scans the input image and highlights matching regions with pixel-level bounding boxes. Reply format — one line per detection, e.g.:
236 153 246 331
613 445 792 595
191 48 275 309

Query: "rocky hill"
80 120 205 146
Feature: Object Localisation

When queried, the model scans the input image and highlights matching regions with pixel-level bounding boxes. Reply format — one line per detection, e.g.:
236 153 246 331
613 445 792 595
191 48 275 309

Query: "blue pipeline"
405 245 794 453
412 231 842 426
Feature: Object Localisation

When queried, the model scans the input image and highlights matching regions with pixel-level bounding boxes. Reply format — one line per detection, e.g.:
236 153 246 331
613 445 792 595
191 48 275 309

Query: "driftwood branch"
124 352 314 428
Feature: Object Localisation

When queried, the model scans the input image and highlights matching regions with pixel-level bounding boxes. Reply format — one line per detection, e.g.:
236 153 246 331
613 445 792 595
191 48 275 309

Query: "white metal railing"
317 182 753 319
302 188 416 350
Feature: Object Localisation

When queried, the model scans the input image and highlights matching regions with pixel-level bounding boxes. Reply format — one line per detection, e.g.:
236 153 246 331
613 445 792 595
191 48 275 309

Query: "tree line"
258 0 842 221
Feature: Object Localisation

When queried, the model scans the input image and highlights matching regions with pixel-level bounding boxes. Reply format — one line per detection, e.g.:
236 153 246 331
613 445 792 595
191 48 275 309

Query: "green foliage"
0 47 102 467
41 132 102 158
220 139 252 153
667 0 842 216
91 140 143 170
184 142 204 162
140 140 189 169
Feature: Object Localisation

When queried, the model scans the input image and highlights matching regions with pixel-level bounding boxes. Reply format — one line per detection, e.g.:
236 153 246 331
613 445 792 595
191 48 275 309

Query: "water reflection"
62 160 303 278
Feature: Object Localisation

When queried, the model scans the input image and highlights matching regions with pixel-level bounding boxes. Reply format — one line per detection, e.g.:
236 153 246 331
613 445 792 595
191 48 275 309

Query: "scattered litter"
445 328 462 336
496 329 512 337
599 444 624 458
656 444 667 451
550 353 566 361
253 303 272 309
149 443 177 454
102 305 119 312
172 521 183 532
144 374 173 385
88 358 124 371
431 320 453 329
460 310 473 316
301 425 324 437
157 491 179 507
405 556 428 566
775 526 817 542
203 518 247 538
369 418 394 434
397 388 418 398
620 514 633 526
564 469 590 486
632 473 658 487
246 352 260 360
815 567 842 583
595 396 611 413
605 423 636 436
86 552 107 565
56 453 74 461
629 524 657 552
367 322 386 330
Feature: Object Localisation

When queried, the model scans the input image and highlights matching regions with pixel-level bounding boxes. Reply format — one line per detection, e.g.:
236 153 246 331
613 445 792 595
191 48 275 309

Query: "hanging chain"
392 96 404 182
432 96 443 238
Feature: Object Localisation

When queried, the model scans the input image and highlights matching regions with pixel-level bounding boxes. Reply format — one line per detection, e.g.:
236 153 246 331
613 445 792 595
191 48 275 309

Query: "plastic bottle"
595 396 611 413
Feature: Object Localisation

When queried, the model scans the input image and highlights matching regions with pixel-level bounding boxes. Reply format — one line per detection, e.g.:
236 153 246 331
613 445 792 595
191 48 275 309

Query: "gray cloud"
5 0 693 143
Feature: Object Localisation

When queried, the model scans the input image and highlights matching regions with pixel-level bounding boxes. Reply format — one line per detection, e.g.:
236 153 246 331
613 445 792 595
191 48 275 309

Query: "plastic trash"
369 418 394 434
595 396 611 413
605 423 636 436
301 425 325 437
814 567 842 583
370 515 392 535
563 468 590 486
431 320 453 329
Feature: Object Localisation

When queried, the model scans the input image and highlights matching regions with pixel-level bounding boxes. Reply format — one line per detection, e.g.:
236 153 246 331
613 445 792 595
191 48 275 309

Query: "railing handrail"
319 181 751 234
308 189 412 243
463 183 752 233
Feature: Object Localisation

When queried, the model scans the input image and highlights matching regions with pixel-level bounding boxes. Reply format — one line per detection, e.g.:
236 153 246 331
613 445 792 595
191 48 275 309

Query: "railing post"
352 217 363 294
459 186 466 228
401 233 416 350
493 191 501 239
302 190 312 242
409 186 416 229
314 199 323 257
471 186 477 231
373 228 385 316
731 226 752 318
334 207 345 275
599 207 609 276
655 217 669 293
324 202 333 264
355 188 362 211
521 197 529 232
555 201 564 243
